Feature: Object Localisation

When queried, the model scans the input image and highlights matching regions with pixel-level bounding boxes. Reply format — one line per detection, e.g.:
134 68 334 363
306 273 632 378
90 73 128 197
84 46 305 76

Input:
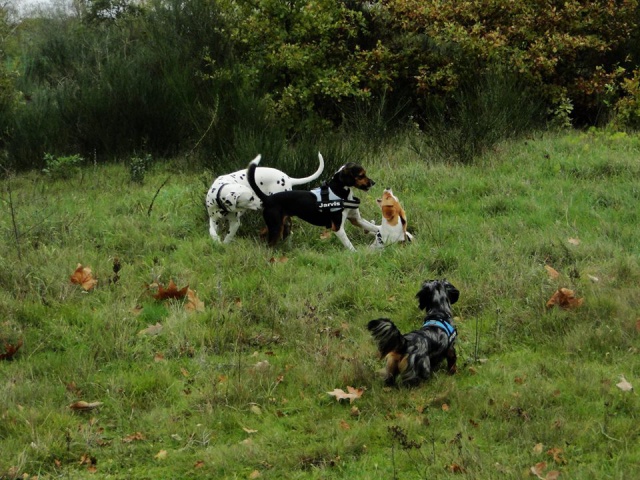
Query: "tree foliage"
3 0 640 168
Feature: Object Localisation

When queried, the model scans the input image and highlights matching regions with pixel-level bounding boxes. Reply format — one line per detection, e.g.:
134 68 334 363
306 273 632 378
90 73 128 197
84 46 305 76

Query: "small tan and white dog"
371 188 413 248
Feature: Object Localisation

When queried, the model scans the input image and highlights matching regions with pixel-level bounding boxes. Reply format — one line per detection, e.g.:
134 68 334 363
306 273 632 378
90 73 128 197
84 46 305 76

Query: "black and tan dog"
368 280 460 387
247 155 379 250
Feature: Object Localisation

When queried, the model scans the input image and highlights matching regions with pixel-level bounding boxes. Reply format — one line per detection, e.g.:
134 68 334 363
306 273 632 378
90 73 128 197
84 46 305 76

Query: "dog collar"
422 318 457 345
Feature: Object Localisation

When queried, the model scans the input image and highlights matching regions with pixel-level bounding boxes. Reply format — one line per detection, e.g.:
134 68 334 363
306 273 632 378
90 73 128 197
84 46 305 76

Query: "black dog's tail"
247 155 268 202
367 318 406 357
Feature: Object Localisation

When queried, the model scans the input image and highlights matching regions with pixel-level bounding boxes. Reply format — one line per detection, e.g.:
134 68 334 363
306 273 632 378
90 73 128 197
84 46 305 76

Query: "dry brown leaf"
269 256 288 264
531 461 547 479
327 386 364 404
70 264 98 291
194 460 205 469
533 443 544 454
547 447 566 464
154 450 168 460
567 237 581 246
0 339 23 361
249 470 261 479
546 288 584 309
616 376 633 392
544 265 560 279
122 432 145 443
152 280 189 301
185 289 205 312
320 230 332 240
339 420 351 430
138 322 163 336
69 401 103 411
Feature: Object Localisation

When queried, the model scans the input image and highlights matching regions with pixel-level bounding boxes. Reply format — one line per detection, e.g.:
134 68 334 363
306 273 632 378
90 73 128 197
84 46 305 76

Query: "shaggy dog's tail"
367 318 406 357
247 155 268 202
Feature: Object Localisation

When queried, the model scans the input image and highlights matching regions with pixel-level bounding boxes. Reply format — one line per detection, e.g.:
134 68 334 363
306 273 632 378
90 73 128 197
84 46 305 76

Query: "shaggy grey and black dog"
368 279 460 387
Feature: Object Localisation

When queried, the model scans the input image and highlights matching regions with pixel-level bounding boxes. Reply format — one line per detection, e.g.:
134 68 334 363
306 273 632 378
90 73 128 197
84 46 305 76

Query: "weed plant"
0 131 639 479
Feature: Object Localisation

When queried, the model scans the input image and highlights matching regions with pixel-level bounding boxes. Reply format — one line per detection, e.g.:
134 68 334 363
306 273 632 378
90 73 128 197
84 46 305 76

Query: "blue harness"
422 318 457 347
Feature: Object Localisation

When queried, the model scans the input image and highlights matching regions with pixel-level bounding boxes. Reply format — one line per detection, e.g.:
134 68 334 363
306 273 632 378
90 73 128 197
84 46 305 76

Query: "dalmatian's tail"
288 152 325 186
247 155 268 202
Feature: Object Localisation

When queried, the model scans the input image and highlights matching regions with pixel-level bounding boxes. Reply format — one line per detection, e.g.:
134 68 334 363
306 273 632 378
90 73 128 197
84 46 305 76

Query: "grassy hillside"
1 131 639 479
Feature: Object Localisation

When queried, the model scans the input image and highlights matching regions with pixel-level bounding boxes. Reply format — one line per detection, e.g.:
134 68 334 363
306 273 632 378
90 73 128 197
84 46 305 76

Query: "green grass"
1 130 639 479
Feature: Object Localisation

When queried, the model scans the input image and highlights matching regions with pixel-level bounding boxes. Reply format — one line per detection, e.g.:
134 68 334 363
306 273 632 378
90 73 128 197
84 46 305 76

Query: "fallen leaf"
546 288 583 309
567 237 580 246
588 275 600 283
152 280 189 301
154 450 168 460
442 403 450 411
0 339 23 361
253 360 270 371
533 443 544 454
249 469 261 479
327 386 364 404
547 447 566 464
69 401 103 411
194 460 205 469
339 420 351 430
448 463 465 473
546 471 561 480
153 353 165 362
185 289 205 312
249 404 262 415
531 461 547 479
122 432 145 443
242 427 258 434
70 264 98 291
138 323 163 336
269 256 288 264
544 265 560 279
320 230 332 240
616 376 633 392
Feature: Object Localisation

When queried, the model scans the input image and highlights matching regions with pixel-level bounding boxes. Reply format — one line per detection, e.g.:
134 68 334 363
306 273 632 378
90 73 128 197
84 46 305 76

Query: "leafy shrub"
421 66 546 163
129 153 153 185
614 69 640 130
41 153 83 179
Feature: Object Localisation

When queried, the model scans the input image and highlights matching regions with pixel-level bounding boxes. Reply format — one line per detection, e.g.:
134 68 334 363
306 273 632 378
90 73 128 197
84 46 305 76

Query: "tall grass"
1 131 639 478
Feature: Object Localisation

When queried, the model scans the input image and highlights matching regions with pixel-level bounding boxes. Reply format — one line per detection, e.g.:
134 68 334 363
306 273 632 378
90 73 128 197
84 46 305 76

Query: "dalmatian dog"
206 154 324 243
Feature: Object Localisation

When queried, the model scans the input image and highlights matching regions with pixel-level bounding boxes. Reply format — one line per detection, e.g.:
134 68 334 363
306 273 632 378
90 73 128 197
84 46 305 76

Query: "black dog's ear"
337 163 357 187
444 281 460 304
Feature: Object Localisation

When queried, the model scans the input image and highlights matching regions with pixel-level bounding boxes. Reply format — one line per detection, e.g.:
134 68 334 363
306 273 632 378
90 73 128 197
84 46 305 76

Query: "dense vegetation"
1 0 640 170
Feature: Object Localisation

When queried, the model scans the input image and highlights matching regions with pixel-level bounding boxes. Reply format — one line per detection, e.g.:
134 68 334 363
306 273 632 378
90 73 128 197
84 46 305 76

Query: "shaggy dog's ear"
444 281 460 305
415 281 434 311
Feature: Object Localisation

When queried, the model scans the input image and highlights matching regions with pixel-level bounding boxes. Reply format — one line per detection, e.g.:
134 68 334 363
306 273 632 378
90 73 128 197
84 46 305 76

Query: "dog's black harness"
313 183 360 212
423 317 457 347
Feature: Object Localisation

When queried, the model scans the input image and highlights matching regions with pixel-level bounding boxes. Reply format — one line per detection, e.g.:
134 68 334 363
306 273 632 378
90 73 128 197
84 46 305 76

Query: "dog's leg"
333 226 356 251
209 216 222 243
223 212 241 244
446 347 457 375
348 210 380 233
